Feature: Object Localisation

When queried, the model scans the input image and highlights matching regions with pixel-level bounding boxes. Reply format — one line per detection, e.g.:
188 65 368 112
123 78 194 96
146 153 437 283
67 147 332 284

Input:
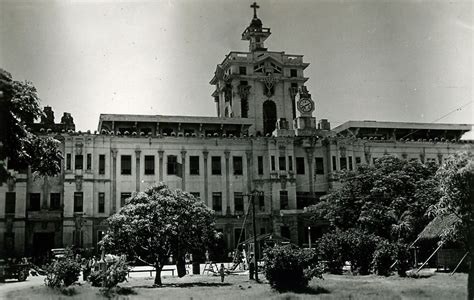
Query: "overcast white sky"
1 0 472 136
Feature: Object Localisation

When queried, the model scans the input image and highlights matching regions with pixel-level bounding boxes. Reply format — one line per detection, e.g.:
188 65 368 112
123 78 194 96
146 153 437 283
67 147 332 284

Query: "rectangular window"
280 190 289 209
75 154 83 170
97 230 105 244
281 226 291 239
239 66 247 75
234 192 244 213
73 230 83 248
98 193 105 213
271 156 276 171
340 157 347 170
233 156 243 175
212 192 222 212
296 157 305 174
290 69 297 78
260 227 266 235
355 157 361 165
120 192 131 207
74 192 83 212
190 192 200 199
279 156 286 171
258 192 265 210
99 154 105 174
66 153 71 170
86 153 92 170
211 156 221 175
121 155 132 175
315 157 324 175
29 193 41 211
332 156 337 171
257 156 264 175
288 156 293 171
348 156 353 171
50 193 61 209
167 155 178 175
5 192 15 214
189 156 200 175
144 155 155 175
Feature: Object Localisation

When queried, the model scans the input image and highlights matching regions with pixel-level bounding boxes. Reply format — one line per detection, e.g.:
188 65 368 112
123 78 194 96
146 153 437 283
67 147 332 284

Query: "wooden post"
251 190 259 282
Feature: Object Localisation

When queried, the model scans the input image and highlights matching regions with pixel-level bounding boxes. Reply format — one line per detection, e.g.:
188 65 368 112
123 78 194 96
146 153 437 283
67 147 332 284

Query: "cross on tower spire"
251 2 260 18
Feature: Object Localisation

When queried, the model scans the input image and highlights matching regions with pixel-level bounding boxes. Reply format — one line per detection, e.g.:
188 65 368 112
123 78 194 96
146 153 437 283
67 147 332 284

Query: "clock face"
297 98 314 113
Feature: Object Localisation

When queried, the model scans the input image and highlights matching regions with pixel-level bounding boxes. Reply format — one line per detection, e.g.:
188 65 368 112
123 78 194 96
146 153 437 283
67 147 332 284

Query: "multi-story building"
1 4 472 258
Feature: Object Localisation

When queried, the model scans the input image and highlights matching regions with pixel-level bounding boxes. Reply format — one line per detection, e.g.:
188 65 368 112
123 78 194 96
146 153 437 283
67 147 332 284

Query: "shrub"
317 230 346 274
263 244 323 291
44 255 81 288
372 240 396 276
89 256 129 290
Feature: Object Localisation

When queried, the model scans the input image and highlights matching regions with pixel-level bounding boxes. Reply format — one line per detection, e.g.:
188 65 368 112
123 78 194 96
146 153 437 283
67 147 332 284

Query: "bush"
263 244 323 291
372 241 410 276
317 229 380 275
44 255 81 288
89 257 129 290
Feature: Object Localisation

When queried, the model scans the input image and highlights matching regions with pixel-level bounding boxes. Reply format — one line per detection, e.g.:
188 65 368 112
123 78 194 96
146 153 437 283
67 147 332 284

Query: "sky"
1 0 473 136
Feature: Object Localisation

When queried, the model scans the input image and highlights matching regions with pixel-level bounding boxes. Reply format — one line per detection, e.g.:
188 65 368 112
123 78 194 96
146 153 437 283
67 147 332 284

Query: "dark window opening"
86 153 92 170
99 154 105 174
290 69 297 78
234 192 244 214
66 154 71 170
355 157 361 165
5 192 15 214
120 192 131 207
212 156 221 175
234 228 246 248
212 192 222 212
98 193 105 213
258 192 265 210
332 156 337 171
288 156 293 171
50 193 61 209
239 66 247 75
144 155 155 175
296 157 305 174
315 157 324 175
29 193 41 211
121 155 132 175
162 128 173 136
348 156 353 171
271 156 276 171
75 154 83 170
263 100 277 136
257 156 264 175
281 226 291 239
280 190 289 209
190 156 200 175
340 157 347 170
233 156 243 175
74 192 83 212
167 155 178 175
279 156 286 171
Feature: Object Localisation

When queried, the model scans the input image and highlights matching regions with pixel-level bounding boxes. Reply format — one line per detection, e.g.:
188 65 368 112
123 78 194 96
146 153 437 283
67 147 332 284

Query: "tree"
431 151 474 299
100 183 219 286
0 68 62 181
310 155 440 243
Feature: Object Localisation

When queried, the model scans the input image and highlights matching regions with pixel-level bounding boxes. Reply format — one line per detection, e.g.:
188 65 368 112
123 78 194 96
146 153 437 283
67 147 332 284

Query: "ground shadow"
276 286 331 295
132 282 232 289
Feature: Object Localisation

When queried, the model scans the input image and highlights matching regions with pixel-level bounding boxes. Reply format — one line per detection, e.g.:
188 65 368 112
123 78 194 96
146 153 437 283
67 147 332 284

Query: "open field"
1 272 467 300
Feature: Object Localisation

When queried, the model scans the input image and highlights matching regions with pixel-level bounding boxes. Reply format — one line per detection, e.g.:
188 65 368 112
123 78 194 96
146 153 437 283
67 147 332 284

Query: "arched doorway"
263 100 277 136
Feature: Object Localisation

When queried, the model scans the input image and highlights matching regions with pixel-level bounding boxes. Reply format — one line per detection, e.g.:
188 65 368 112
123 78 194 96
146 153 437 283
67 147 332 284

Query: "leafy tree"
430 151 474 299
0 68 62 181
100 183 219 286
310 155 440 243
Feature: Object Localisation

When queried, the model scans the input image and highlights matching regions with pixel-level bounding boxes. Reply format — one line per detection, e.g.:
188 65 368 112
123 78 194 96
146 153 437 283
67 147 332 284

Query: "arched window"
263 100 277 136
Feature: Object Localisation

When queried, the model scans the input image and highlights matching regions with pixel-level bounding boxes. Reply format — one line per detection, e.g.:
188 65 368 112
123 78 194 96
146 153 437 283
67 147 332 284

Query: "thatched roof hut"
417 214 459 241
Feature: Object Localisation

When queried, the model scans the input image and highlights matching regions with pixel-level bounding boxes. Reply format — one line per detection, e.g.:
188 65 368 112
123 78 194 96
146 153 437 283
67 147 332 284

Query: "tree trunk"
154 264 163 286
468 251 474 300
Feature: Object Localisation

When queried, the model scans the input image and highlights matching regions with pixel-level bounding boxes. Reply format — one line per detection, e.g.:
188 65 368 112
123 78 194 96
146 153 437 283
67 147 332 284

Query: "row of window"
66 154 106 174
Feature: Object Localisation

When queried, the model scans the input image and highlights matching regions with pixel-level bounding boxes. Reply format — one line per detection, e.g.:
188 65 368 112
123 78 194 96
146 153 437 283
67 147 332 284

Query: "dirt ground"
1 271 468 300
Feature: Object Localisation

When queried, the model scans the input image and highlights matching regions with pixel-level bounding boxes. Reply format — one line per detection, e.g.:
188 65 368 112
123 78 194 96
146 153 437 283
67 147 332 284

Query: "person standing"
248 254 255 280
219 264 225 283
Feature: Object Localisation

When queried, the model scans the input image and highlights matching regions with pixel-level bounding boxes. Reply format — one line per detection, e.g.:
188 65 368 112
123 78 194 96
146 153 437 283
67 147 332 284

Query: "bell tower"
241 2 271 52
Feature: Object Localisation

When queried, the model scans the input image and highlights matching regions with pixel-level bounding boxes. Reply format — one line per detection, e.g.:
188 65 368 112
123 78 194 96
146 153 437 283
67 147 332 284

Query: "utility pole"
251 190 259 282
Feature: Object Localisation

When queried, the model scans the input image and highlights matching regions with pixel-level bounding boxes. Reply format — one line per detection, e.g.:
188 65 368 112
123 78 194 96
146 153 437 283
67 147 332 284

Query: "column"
224 151 231 215
110 149 117 213
246 151 253 213
158 150 164 182
135 149 141 192
306 148 314 194
181 150 187 190
203 150 209 206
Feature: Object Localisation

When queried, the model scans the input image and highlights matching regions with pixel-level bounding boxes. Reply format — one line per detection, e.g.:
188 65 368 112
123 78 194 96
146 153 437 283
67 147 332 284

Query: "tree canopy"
0 68 62 181
309 155 440 242
100 183 219 286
